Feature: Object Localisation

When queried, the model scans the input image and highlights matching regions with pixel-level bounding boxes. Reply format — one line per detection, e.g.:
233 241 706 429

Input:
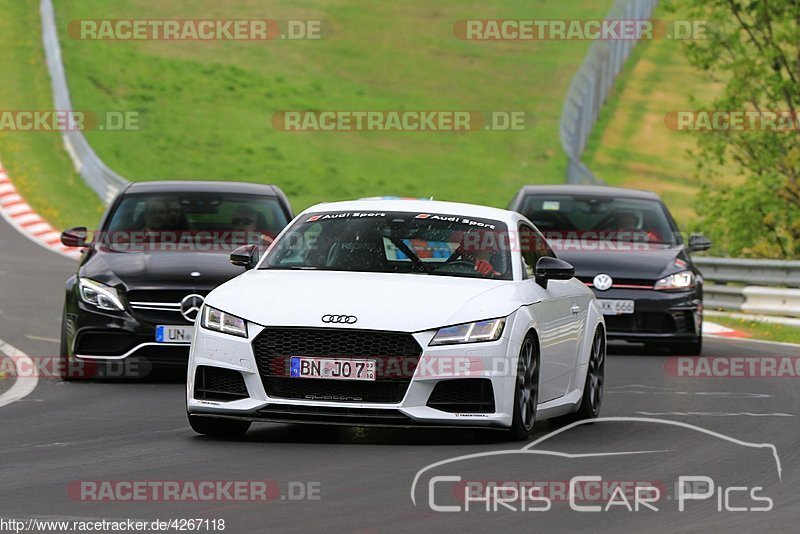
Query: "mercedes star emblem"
180 294 205 322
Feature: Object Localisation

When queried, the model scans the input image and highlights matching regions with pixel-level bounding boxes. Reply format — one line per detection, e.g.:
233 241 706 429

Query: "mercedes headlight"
201 305 248 338
654 271 696 290
429 318 506 346
78 278 124 311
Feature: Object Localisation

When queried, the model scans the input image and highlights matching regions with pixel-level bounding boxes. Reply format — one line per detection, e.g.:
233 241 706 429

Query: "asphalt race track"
1 214 798 533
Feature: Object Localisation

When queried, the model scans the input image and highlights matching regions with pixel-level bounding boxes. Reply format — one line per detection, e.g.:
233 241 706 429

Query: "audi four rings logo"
321 314 358 324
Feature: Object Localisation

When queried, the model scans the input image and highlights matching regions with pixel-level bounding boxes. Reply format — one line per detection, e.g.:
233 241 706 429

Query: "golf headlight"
429 318 505 346
654 270 696 290
78 278 124 311
201 305 248 338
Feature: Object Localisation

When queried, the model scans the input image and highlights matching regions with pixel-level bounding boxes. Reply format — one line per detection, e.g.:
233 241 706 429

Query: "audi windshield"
518 195 679 246
261 211 514 280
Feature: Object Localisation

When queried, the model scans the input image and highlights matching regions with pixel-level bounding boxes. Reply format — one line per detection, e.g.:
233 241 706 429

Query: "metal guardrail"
40 0 128 204
694 257 800 287
698 257 800 318
560 0 658 185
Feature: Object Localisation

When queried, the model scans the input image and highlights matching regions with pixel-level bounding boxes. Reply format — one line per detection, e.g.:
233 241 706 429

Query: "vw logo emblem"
321 314 357 324
180 294 205 322
593 274 613 291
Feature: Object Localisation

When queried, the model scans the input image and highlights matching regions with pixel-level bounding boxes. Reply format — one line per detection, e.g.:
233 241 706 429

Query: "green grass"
582 5 732 227
0 0 104 229
708 315 800 346
47 0 613 213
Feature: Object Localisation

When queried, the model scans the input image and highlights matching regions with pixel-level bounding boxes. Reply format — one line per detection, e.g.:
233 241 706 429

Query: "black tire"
188 414 251 437
554 327 605 426
506 333 539 441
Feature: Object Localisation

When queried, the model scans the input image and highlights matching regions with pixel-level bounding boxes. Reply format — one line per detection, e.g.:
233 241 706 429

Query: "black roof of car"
123 180 282 196
513 185 661 201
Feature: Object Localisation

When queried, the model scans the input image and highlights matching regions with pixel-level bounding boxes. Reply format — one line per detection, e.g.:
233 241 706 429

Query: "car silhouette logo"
180 294 205 322
593 274 613 291
321 314 358 324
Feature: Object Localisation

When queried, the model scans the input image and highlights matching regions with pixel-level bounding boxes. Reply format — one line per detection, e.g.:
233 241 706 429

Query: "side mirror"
61 227 88 248
534 256 574 288
688 234 712 253
230 244 259 270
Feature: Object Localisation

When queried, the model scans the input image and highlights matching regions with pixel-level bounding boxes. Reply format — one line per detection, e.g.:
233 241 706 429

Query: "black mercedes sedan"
508 185 711 355
59 181 292 379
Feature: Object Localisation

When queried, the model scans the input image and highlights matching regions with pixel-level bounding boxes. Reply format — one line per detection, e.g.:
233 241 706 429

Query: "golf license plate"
155 325 193 343
598 299 635 315
290 357 377 381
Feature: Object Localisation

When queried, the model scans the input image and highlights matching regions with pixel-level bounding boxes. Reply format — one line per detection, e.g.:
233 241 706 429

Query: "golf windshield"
519 195 678 246
261 211 514 280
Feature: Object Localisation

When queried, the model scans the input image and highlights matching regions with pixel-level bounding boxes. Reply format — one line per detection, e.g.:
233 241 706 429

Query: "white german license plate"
598 299 635 315
155 325 193 343
290 357 377 381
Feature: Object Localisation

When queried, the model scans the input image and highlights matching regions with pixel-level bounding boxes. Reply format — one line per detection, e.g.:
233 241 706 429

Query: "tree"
671 0 800 258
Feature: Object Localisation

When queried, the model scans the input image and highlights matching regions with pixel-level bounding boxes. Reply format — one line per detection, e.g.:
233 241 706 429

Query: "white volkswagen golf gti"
187 199 605 440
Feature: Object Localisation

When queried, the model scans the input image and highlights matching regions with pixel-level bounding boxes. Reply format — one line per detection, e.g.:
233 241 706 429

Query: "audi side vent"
427 379 495 414
194 366 249 402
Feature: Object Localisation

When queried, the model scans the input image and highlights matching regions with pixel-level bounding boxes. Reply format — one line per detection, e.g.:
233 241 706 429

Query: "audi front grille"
251 327 422 403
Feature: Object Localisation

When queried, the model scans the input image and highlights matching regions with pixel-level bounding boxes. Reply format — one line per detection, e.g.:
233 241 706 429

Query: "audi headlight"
78 278 124 311
654 271 696 290
429 318 506 346
201 305 248 338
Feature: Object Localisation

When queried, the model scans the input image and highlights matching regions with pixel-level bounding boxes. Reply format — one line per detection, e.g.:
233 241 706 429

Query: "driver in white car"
458 230 502 277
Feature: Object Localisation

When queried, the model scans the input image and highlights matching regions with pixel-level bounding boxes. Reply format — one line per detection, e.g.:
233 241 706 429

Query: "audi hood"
204 270 531 332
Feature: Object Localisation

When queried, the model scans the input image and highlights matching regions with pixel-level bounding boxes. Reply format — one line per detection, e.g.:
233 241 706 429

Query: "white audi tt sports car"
186 199 605 440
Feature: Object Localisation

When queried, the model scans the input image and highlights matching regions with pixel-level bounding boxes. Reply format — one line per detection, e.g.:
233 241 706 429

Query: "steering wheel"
613 228 659 242
435 259 477 274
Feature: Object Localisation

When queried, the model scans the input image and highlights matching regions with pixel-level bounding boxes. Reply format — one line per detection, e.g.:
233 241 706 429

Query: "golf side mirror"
688 234 712 252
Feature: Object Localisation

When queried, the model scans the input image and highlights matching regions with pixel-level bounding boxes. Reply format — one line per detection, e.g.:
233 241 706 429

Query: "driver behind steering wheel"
458 230 502 277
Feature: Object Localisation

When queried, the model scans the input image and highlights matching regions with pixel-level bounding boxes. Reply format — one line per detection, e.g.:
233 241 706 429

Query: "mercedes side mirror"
535 257 575 288
688 234 712 253
230 244 259 270
61 227 88 248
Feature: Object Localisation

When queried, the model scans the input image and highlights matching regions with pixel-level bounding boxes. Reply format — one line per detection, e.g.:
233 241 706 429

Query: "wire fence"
40 0 129 204
560 0 658 185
